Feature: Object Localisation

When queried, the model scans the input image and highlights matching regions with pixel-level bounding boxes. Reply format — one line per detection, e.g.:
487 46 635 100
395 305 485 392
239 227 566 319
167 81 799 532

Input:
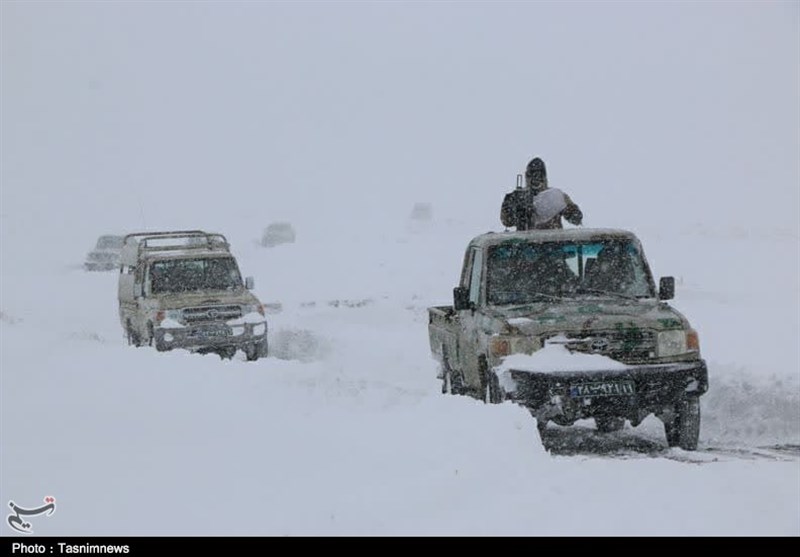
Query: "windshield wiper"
576 288 638 301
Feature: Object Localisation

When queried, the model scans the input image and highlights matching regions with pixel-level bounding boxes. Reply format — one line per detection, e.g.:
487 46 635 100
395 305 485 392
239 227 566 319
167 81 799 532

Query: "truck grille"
551 329 657 363
183 305 242 324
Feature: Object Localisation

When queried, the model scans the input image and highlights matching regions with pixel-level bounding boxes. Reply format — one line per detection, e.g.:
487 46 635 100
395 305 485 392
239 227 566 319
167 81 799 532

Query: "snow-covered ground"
1 214 798 536
2 1 798 537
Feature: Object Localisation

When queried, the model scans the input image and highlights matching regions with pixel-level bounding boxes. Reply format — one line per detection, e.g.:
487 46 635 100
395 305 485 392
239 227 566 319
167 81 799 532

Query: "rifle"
513 173 535 231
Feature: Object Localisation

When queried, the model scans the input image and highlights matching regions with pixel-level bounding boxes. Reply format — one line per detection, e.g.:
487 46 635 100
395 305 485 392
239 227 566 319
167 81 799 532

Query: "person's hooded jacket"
500 157 583 230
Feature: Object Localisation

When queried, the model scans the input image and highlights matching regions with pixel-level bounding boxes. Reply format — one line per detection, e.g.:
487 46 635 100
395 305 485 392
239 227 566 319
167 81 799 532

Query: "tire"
663 397 700 450
441 366 466 396
595 416 626 433
440 347 452 394
441 365 453 395
153 328 169 352
479 355 503 404
245 338 269 362
536 418 548 438
218 347 237 360
440 347 464 395
126 320 142 347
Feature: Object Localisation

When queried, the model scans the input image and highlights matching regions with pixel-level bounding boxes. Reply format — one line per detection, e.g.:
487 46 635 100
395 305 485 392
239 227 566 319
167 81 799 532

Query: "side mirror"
453 286 471 311
659 276 675 300
245 276 255 290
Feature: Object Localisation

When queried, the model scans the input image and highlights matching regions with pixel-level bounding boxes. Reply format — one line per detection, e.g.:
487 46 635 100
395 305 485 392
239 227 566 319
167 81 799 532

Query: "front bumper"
507 360 708 423
154 322 267 352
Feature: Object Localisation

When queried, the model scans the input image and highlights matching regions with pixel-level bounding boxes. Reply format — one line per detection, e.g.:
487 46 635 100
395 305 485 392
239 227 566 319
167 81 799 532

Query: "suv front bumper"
154 321 267 352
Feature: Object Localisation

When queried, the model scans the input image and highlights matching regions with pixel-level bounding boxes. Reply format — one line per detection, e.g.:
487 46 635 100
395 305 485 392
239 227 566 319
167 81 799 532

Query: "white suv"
118 230 268 361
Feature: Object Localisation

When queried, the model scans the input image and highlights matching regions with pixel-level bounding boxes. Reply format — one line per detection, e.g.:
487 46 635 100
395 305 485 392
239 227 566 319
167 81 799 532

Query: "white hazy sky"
2 1 798 252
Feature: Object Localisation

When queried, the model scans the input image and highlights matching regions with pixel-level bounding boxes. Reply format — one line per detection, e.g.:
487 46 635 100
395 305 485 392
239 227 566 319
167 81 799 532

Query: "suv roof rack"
121 230 231 266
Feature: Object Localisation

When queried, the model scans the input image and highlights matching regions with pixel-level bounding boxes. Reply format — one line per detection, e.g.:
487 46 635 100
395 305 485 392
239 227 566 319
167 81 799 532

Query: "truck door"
457 246 484 388
118 263 137 326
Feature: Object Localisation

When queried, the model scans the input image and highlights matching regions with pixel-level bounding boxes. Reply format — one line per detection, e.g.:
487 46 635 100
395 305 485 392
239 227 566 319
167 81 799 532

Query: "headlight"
657 330 699 357
242 303 265 316
489 335 541 357
155 309 183 323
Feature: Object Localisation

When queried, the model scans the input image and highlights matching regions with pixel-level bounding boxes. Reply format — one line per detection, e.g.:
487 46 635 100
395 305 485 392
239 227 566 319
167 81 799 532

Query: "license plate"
193 328 232 339
569 380 635 398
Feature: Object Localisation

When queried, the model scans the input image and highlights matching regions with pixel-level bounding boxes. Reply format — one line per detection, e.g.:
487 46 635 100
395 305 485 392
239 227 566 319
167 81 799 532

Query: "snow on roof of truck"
142 248 234 261
120 230 232 266
468 228 640 249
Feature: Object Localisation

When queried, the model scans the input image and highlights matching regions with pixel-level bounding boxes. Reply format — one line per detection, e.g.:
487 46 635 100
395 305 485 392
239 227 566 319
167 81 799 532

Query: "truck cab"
428 228 708 449
118 230 268 361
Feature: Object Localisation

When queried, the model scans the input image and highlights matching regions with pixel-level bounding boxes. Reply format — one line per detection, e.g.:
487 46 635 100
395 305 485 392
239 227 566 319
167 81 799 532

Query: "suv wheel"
218 347 237 360
245 338 268 361
126 320 142 347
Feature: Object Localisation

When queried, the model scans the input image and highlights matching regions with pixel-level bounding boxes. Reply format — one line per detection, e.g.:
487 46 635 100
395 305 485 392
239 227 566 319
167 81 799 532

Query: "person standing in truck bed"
500 157 583 230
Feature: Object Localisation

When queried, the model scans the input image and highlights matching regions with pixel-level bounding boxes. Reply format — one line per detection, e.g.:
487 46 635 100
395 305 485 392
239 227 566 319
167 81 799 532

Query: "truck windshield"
487 240 655 305
149 257 243 294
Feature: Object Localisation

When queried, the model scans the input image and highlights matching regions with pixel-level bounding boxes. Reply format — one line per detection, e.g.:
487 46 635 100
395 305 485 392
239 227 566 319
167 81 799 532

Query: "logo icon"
590 337 609 353
7 497 56 534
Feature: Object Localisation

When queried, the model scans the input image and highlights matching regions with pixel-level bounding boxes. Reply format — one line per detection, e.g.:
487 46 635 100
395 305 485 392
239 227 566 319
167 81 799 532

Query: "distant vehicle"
409 202 433 222
118 230 269 361
428 227 708 450
84 235 125 271
261 222 296 248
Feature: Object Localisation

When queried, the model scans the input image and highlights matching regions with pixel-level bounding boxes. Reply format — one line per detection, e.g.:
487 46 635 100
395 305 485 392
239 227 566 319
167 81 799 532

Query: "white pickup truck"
118 230 268 361
428 228 708 450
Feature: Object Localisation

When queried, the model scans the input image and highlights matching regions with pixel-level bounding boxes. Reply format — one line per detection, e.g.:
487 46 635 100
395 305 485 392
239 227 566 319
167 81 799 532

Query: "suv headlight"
657 329 700 357
242 303 265 317
155 309 183 325
489 335 541 357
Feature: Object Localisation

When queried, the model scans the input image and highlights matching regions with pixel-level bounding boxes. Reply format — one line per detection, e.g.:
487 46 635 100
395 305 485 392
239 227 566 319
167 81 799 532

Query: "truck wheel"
245 338 268 361
126 320 142 347
440 347 464 395
595 416 626 433
479 356 503 404
485 373 502 404
218 347 237 360
663 397 700 450
441 367 467 396
153 328 169 352
675 397 701 450
536 418 549 440
442 366 453 394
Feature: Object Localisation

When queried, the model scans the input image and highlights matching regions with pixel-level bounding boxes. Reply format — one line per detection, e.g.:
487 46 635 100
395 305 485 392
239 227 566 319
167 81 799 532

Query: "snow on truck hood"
495 335 631 393
497 337 631 374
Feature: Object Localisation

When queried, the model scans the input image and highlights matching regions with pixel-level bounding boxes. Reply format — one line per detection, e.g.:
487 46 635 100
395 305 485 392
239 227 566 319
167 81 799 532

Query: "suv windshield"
149 257 243 294
487 240 655 305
